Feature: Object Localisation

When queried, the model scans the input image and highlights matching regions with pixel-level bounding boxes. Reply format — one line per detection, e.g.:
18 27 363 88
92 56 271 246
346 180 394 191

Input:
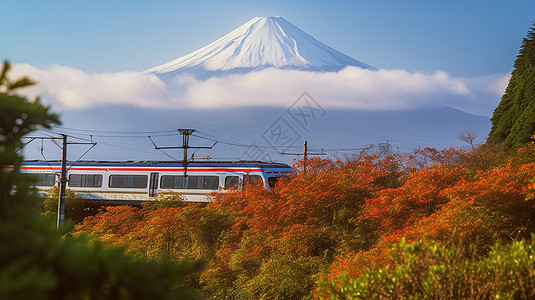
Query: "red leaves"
324 147 535 285
363 164 465 234
75 205 142 238
73 146 535 297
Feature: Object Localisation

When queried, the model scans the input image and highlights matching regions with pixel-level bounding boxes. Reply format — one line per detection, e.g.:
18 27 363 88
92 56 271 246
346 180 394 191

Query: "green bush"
0 209 198 299
236 254 325 300
317 237 535 299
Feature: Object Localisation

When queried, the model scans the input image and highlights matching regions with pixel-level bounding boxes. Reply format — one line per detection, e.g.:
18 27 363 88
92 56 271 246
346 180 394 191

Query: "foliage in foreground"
317 237 535 299
0 209 197 299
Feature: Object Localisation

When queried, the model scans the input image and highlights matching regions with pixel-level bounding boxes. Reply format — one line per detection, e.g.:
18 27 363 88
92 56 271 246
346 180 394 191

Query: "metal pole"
183 131 189 177
303 140 308 175
178 129 194 177
57 134 67 229
149 129 215 178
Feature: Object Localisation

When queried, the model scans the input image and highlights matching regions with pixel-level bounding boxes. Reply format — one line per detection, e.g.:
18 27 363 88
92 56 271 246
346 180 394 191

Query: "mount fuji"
144 16 375 79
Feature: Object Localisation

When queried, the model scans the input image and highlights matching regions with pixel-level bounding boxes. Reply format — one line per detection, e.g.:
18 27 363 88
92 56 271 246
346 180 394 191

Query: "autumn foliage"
73 144 535 298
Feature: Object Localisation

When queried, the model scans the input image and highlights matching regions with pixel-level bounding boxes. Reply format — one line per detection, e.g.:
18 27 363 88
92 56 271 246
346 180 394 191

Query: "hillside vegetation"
74 144 535 299
489 23 535 149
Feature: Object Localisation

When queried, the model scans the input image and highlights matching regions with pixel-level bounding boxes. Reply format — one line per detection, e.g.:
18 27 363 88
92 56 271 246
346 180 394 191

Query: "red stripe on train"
21 166 264 172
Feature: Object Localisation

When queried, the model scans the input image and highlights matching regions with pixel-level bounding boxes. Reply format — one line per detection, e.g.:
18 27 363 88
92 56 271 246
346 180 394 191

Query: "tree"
0 61 59 216
488 23 535 149
457 130 479 152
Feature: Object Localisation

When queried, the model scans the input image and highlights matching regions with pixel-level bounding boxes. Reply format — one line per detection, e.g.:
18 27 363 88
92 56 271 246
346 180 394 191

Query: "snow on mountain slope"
145 16 374 77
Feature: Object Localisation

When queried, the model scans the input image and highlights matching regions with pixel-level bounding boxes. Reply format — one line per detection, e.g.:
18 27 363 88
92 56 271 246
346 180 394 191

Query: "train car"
21 160 294 204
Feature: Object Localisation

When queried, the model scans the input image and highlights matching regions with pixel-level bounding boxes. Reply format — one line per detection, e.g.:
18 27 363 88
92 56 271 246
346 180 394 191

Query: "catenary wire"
30 127 391 160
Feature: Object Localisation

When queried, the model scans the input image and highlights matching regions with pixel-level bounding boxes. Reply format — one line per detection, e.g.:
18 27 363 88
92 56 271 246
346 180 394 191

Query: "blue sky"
3 0 534 77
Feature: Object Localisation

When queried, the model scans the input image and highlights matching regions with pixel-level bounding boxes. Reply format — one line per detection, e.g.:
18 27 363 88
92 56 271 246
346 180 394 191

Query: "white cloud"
11 64 171 109
12 64 510 116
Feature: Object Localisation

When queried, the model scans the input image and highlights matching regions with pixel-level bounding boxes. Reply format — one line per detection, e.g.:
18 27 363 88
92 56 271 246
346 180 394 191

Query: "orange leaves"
207 156 399 262
75 205 141 239
328 246 391 280
363 164 465 234
277 157 385 227
135 207 189 258
435 161 535 241
324 146 535 288
74 146 535 297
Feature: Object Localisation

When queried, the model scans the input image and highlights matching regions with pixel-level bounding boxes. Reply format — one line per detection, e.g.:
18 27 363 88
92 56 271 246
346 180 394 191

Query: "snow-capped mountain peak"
145 16 374 77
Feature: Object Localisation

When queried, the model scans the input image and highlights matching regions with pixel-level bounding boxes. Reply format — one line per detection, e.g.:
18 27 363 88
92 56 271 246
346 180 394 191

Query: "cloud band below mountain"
13 64 509 116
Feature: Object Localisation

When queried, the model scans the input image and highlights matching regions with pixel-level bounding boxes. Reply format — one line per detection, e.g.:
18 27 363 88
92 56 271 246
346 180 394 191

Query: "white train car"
21 160 294 204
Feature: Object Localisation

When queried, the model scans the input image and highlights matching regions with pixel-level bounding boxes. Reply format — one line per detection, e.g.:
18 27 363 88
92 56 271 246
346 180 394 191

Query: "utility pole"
178 129 194 177
57 134 67 229
149 129 216 177
23 134 96 229
303 140 308 175
281 140 324 175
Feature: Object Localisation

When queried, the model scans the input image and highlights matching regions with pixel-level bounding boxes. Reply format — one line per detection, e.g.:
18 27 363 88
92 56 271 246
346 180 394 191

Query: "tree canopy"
488 23 535 149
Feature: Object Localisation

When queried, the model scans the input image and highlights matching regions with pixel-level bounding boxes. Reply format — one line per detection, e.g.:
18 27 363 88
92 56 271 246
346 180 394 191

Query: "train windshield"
267 176 282 189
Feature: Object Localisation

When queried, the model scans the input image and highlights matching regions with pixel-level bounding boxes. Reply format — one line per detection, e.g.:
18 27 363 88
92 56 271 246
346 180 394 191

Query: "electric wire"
16 137 35 152
33 129 163 157
90 140 161 156
28 126 389 163
192 131 309 151
66 143 97 172
45 127 179 138
156 149 179 161
40 139 60 176
55 125 178 135
48 127 365 153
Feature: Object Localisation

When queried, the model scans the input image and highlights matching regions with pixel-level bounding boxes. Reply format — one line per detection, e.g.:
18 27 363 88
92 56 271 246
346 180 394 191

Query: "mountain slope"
41 106 490 163
145 17 374 78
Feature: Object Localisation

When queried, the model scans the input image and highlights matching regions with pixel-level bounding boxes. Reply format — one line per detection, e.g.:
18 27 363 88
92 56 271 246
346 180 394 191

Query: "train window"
267 176 281 189
225 176 239 189
109 175 147 189
243 174 263 186
33 173 56 186
203 176 219 190
187 176 219 190
187 176 200 189
68 174 102 188
160 175 185 189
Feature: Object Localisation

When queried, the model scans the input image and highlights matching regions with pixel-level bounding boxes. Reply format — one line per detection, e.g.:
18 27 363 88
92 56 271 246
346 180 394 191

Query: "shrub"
317 237 535 299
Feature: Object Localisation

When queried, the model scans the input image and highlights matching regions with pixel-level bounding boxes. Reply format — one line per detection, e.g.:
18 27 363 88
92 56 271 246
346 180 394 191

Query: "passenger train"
21 160 294 204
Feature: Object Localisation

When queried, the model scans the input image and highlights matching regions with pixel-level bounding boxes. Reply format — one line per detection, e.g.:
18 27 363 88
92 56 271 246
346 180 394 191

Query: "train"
21 160 294 204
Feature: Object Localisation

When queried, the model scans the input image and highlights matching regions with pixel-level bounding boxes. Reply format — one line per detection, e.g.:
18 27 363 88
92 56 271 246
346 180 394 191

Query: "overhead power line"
148 129 217 176
55 126 178 135
34 126 389 159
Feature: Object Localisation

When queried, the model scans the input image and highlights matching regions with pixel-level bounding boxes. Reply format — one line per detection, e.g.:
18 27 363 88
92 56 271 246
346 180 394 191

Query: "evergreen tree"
488 23 535 149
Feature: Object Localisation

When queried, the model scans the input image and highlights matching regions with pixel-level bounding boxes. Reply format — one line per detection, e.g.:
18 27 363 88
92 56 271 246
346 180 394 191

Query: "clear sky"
3 0 534 77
